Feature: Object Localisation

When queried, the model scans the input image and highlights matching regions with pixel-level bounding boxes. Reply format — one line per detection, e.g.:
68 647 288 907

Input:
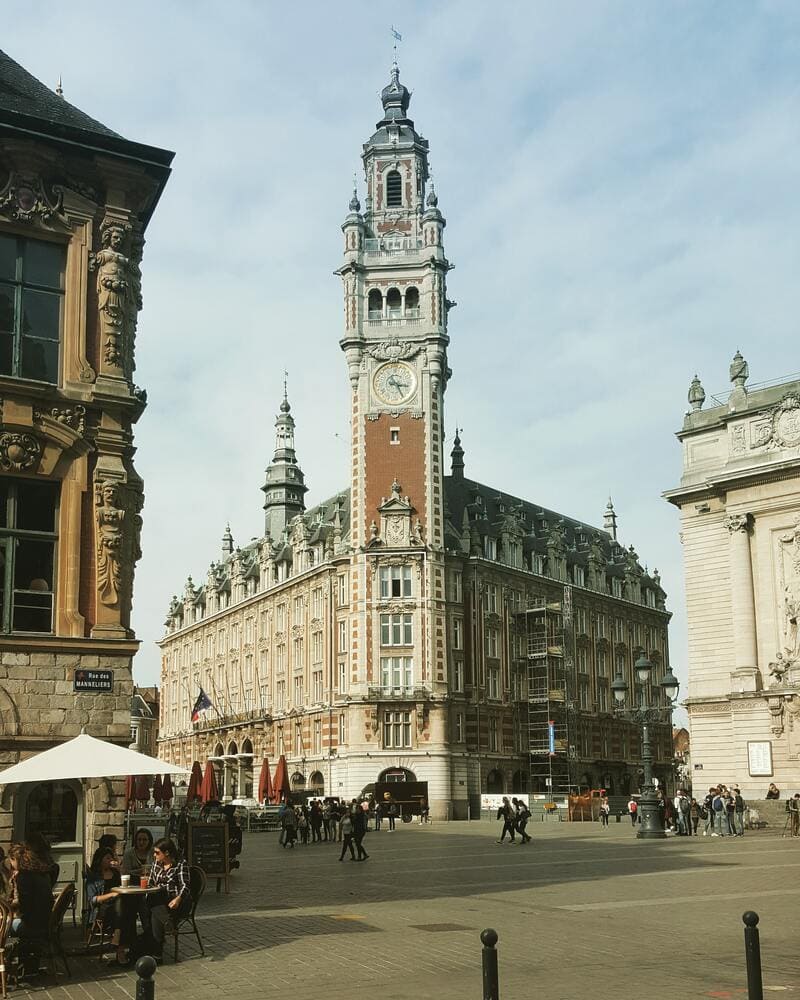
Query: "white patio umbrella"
0 732 191 784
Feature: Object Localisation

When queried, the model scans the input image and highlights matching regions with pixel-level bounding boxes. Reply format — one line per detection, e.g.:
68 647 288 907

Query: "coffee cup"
120 874 130 888
140 876 149 889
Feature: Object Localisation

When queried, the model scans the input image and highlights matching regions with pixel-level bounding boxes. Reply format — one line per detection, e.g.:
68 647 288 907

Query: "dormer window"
386 170 402 207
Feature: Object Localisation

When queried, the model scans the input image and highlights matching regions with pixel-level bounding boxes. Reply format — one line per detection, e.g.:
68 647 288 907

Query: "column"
725 512 759 681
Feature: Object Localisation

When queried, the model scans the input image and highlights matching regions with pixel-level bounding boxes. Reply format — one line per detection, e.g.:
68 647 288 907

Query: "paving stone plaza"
17 820 800 1000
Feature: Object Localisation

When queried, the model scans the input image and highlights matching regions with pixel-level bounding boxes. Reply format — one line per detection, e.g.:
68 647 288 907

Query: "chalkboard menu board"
187 822 229 892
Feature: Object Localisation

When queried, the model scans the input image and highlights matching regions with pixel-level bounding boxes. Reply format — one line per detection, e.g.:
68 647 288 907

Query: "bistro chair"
43 883 75 978
0 898 14 998
166 866 206 963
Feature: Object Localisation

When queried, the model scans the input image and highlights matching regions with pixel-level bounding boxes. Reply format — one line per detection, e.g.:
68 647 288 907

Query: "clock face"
373 362 417 405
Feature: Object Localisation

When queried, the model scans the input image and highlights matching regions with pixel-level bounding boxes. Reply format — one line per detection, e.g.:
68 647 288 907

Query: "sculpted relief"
779 515 800 665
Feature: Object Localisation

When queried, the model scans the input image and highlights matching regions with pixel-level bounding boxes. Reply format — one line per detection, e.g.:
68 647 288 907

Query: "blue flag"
191 688 213 723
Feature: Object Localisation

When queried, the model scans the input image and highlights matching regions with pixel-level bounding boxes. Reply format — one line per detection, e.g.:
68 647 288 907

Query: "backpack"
712 796 723 812
680 797 690 814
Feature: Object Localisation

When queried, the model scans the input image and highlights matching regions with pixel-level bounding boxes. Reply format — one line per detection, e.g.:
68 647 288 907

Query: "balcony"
367 685 430 700
367 312 420 327
364 238 423 256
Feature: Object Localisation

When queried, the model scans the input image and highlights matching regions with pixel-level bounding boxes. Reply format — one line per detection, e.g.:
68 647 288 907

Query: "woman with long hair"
121 828 154 877
7 842 54 975
86 846 131 964
144 838 191 961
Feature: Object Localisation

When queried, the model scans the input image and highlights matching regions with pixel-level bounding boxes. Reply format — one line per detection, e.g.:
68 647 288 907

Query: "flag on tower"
191 688 213 723
391 26 402 41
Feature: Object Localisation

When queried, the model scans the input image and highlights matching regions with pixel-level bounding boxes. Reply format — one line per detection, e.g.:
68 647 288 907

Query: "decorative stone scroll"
0 432 42 471
0 172 66 226
724 512 750 534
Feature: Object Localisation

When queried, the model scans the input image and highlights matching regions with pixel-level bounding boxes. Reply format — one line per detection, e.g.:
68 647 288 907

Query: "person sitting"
766 782 781 799
121 828 154 877
25 833 59 887
145 838 191 962
7 843 53 977
86 846 130 964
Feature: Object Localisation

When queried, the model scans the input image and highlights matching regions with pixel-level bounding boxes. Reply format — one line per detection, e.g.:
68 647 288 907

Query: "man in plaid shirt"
147 838 191 960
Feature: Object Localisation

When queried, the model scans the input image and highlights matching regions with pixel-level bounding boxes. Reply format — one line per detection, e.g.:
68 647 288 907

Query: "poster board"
187 822 229 893
747 741 773 777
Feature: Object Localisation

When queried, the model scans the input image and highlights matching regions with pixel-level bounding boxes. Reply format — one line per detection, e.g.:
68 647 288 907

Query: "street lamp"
612 654 680 840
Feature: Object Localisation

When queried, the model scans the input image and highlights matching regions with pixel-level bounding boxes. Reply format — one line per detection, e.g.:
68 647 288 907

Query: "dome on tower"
380 61 411 122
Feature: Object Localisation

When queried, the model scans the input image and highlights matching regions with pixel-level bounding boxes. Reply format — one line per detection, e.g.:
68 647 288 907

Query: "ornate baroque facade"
0 50 172 859
159 66 672 818
666 355 800 797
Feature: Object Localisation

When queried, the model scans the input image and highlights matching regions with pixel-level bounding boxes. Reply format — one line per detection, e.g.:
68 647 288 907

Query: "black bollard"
136 955 157 1000
742 912 763 1000
480 928 499 1000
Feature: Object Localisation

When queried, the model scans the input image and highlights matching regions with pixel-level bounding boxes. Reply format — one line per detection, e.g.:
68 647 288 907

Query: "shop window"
25 781 78 844
0 477 58 633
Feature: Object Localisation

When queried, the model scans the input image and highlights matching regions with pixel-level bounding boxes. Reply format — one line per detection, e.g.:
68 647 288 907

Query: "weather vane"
391 25 402 61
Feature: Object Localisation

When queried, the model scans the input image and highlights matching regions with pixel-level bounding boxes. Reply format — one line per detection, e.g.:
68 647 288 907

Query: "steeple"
379 61 412 123
221 522 234 557
261 388 308 539
450 428 464 480
603 497 618 541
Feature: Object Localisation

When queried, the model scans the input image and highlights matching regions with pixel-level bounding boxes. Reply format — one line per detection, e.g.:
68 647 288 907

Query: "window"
312 630 323 663
0 235 65 383
245 617 254 644
577 646 588 674
24 781 77 845
453 660 464 692
276 680 286 711
313 718 321 754
385 170 402 207
405 286 419 316
293 596 303 624
368 288 383 318
380 655 413 692
646 588 656 608
488 665 500 700
380 613 413 646
0 478 58 633
612 577 624 599
452 571 462 603
597 647 607 676
386 287 401 318
383 710 411 748
614 617 625 643
295 723 303 756
312 670 323 702
484 537 497 560
454 712 464 743
598 683 609 713
293 676 303 706
293 636 304 670
276 727 284 755
312 587 323 619
452 617 463 649
338 713 346 744
217 629 226 654
259 683 268 709
486 584 498 613
276 644 286 673
243 655 253 683
338 661 348 695
573 566 585 587
485 627 499 658
575 607 587 635
338 574 348 606
379 565 412 598
578 679 590 710
488 716 499 752
596 613 607 638
276 604 286 630
260 610 269 637
390 428 400 444
338 620 348 653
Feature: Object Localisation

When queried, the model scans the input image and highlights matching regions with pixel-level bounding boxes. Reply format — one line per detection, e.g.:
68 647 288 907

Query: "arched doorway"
290 772 306 792
486 769 504 793
511 770 528 794
377 767 416 783
15 779 83 903
308 771 324 796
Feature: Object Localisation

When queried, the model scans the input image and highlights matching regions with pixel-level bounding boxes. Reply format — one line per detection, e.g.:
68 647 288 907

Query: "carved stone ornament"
33 404 86 436
772 393 800 449
366 337 421 362
724 512 750 534
95 479 125 607
0 432 41 471
0 172 66 226
89 218 135 372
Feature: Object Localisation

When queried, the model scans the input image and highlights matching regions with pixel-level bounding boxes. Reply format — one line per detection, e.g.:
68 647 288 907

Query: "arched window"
308 771 324 794
405 286 419 317
214 743 224 757
386 170 402 207
386 288 401 319
241 739 253 755
227 741 238 756
368 288 383 319
290 771 306 791
485 769 504 793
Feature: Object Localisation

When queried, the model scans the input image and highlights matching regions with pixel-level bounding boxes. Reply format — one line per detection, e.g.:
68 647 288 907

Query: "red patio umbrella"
161 773 174 804
257 757 273 805
134 774 150 806
152 773 164 805
187 761 202 802
200 760 219 803
271 754 290 804
124 775 136 810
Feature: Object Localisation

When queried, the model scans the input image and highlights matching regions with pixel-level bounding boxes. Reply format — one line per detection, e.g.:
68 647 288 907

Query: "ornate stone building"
666 354 800 797
0 50 172 871
159 65 672 818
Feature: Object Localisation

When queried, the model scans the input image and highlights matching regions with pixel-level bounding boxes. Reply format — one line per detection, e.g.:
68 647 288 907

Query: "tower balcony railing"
367 315 421 327
364 238 423 255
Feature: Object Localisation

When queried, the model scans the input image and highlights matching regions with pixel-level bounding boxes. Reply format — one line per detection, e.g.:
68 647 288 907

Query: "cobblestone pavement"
15 819 800 1000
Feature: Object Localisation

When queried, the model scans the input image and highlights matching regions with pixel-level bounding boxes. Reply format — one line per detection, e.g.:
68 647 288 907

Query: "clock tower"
337 62 453 812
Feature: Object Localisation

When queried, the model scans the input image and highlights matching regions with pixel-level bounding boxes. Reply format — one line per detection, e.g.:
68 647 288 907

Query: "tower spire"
261 385 308 539
603 497 618 541
450 427 465 480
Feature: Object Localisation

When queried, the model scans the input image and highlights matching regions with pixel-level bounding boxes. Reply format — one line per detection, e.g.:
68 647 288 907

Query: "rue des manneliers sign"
73 669 114 693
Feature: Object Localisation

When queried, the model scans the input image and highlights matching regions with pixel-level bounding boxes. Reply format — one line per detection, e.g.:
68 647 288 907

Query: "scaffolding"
516 588 575 797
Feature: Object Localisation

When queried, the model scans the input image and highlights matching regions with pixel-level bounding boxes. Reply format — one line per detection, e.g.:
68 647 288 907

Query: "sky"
5 1 800 719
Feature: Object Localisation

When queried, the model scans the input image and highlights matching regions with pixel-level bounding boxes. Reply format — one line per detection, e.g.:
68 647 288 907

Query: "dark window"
0 234 65 384
386 170 402 208
25 781 78 844
0 477 58 633
405 287 419 315
368 288 383 317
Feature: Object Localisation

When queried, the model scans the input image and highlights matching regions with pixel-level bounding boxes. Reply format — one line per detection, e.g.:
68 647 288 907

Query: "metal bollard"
480 928 499 1000
742 912 763 1000
136 955 157 1000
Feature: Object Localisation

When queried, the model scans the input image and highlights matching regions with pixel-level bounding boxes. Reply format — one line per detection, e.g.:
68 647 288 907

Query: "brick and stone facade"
0 50 172 870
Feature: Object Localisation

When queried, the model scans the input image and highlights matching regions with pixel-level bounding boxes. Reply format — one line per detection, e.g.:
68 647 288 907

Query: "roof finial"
730 349 749 390
391 25 402 65
451 426 465 480
603 496 618 541
349 173 361 213
55 75 63 98
281 370 290 412
688 373 705 411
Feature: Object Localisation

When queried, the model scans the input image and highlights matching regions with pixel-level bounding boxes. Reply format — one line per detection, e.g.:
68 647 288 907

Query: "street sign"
73 669 113 692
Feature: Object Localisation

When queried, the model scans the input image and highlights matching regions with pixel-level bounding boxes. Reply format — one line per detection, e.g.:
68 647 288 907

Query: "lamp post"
611 653 680 840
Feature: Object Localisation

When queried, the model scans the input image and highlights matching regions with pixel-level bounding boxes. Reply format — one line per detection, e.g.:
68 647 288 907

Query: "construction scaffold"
515 588 576 798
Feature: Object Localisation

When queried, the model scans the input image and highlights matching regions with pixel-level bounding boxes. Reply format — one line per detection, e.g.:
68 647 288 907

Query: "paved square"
17 819 800 1000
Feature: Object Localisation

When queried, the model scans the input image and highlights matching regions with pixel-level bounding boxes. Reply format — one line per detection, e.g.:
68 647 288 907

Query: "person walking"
496 797 517 843
690 797 700 836
374 801 383 832
517 800 532 842
387 800 398 832
702 788 716 836
599 797 610 828
281 804 297 848
790 793 800 838
353 805 370 861
627 797 638 827
338 811 356 861
310 802 323 843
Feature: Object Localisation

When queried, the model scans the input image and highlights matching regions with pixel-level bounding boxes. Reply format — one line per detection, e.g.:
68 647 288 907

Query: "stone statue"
95 481 125 606
768 652 790 687
92 221 132 370
780 516 800 660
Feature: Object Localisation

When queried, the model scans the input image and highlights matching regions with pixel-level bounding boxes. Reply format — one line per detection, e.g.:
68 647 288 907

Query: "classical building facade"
159 65 672 819
0 49 172 872
666 354 800 797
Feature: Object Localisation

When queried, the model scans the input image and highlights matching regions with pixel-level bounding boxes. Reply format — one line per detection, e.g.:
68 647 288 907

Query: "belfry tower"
337 62 453 811
261 390 307 539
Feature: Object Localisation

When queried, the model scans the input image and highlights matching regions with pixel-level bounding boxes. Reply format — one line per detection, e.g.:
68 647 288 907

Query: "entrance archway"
290 772 306 791
486 769 504 793
308 771 324 795
377 767 416 783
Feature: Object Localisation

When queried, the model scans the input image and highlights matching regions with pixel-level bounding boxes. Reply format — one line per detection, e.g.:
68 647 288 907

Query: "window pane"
13 589 52 632
0 483 7 528
21 337 58 383
22 289 61 342
15 480 57 532
0 333 12 376
14 537 54 593
0 237 16 281
0 284 15 335
23 240 65 290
